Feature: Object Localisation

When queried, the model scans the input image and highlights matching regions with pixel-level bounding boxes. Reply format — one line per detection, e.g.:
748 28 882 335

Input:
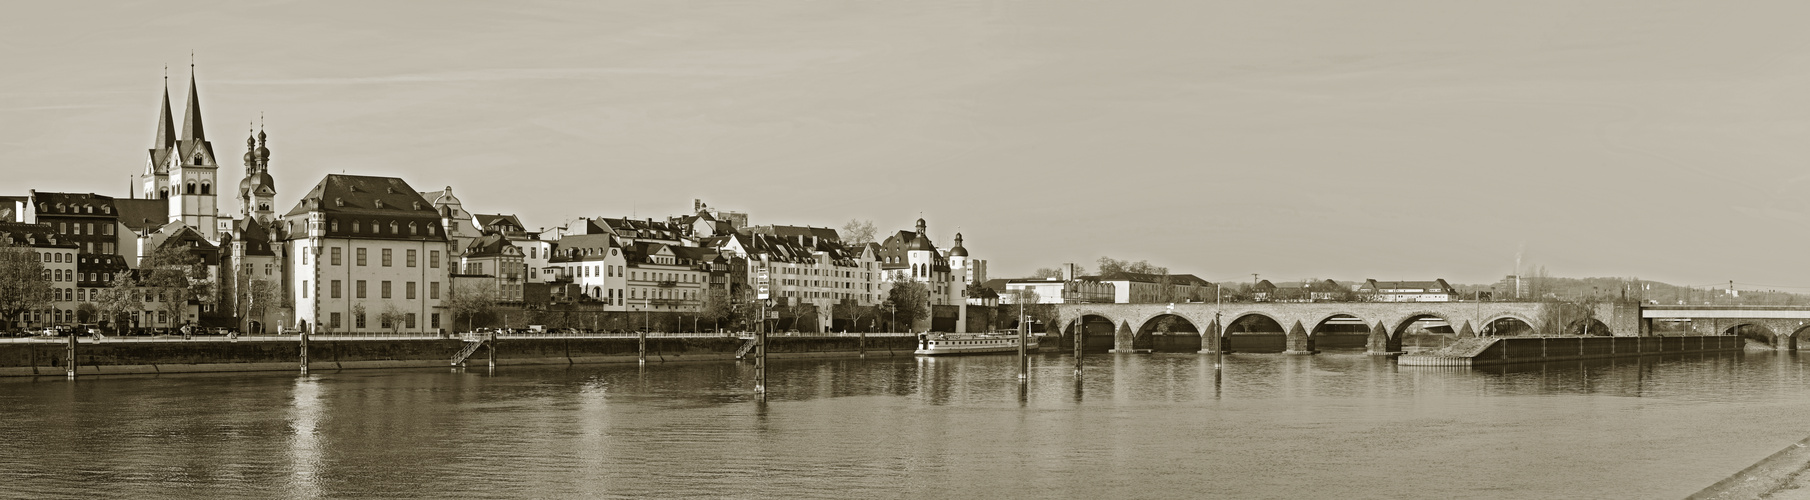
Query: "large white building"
283 175 451 333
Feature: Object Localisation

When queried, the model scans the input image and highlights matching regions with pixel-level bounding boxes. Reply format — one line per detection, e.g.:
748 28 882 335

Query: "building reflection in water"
286 376 324 499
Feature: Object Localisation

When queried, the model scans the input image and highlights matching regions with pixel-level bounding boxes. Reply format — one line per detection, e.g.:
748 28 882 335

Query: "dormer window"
334 198 344 207
374 200 384 209
102 206 110 214
55 203 64 212
331 220 339 232
409 222 418 235
428 225 436 235
352 220 360 233
412 201 421 211
386 187 395 194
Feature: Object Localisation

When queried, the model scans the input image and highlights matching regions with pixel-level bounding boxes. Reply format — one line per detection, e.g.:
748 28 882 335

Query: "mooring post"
65 331 76 380
1017 322 1028 381
1073 323 1084 378
755 329 767 396
859 330 866 357
487 330 497 368
300 329 310 374
638 329 647 366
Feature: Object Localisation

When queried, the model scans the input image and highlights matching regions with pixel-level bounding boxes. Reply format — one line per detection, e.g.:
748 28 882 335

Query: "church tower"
141 72 176 200
165 65 220 237
238 125 275 223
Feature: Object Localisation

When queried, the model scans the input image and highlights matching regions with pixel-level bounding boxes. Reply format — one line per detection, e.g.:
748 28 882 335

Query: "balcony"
657 280 678 288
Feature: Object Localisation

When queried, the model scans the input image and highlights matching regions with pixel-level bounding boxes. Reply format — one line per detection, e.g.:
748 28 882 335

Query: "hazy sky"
6 1 1810 290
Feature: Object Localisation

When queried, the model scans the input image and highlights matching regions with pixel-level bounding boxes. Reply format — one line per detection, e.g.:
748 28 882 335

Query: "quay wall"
1399 336 1743 367
0 335 919 377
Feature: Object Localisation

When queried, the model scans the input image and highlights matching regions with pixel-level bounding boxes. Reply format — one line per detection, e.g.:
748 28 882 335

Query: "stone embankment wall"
1398 336 1743 367
0 336 919 377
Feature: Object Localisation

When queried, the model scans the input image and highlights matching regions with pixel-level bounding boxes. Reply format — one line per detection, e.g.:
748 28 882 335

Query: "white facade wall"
292 237 450 333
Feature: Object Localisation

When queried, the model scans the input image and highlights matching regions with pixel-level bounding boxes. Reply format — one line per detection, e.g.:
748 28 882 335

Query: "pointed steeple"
153 69 176 151
179 63 205 143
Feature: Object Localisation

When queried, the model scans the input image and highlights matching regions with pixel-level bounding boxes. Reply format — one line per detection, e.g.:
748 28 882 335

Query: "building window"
431 313 440 329
329 312 341 329
407 249 417 267
382 249 392 267
353 220 360 233
406 281 416 300
430 251 441 268
356 280 367 298
430 282 440 299
406 313 416 329
331 280 342 299
331 247 342 266
357 248 367 266
389 221 398 234
382 281 392 299
302 280 309 298
356 312 366 329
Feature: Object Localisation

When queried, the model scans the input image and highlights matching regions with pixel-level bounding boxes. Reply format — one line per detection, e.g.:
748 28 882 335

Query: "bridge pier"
1109 321 1145 353
1198 319 1223 354
1364 321 1392 356
1283 321 1313 355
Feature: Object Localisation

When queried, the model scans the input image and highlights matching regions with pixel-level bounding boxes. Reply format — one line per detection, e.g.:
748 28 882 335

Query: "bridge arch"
1223 311 1287 353
1480 312 1540 337
1390 311 1458 352
1060 313 1121 352
1307 313 1373 351
1135 313 1203 352
1722 322 1780 348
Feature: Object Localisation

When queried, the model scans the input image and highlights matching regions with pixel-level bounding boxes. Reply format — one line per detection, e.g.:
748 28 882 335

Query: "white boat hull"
914 335 1039 356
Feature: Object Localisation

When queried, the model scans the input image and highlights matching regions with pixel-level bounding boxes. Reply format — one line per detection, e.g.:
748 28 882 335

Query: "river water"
2 350 1807 499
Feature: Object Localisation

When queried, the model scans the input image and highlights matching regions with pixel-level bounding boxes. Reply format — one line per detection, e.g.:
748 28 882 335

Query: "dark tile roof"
465 232 518 257
232 218 277 256
282 174 446 242
113 199 170 232
749 225 840 241
0 222 76 248
475 213 525 232
1084 272 1212 287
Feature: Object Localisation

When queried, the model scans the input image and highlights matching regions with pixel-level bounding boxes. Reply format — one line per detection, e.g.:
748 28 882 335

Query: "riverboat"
914 332 1038 356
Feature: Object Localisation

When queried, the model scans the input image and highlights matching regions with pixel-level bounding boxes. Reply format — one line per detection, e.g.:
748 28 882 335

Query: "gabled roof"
233 218 276 256
466 233 520 257
475 213 526 233
29 192 117 218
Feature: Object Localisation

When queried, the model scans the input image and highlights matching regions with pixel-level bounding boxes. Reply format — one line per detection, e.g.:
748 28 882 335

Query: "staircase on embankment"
1397 335 1744 367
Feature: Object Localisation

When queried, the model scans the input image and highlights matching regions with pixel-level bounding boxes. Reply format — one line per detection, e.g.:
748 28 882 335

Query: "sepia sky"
6 1 1810 290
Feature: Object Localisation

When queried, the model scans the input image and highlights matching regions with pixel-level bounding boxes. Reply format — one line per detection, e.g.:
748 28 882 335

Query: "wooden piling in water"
65 332 76 380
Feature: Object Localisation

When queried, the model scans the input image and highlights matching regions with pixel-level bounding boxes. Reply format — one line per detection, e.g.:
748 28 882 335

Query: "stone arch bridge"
1054 302 1637 354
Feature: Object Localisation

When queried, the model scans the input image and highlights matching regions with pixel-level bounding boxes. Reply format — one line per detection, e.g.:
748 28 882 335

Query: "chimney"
1064 263 1075 282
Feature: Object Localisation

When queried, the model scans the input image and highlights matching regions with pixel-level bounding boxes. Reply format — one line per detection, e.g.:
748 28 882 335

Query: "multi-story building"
874 218 962 306
1086 271 1213 304
0 223 79 327
711 230 878 331
462 233 526 304
283 174 450 333
994 278 1116 304
1357 279 1459 302
546 232 626 307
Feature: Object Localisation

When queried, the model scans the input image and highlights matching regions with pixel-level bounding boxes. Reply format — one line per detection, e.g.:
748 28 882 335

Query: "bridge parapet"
1055 301 1564 354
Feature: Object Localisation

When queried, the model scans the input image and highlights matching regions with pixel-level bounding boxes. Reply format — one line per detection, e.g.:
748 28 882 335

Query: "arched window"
259 203 269 211
159 188 168 199
186 182 196 195
193 154 204 165
200 182 210 195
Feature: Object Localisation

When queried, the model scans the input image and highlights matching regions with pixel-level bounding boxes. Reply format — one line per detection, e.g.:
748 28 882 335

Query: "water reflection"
286 376 323 499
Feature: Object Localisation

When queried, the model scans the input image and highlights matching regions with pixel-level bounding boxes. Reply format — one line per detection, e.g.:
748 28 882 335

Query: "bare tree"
700 288 733 332
95 272 142 334
841 219 878 246
0 242 52 331
241 279 275 332
1029 267 1065 280
141 244 211 331
884 272 931 332
445 282 499 332
379 302 408 334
